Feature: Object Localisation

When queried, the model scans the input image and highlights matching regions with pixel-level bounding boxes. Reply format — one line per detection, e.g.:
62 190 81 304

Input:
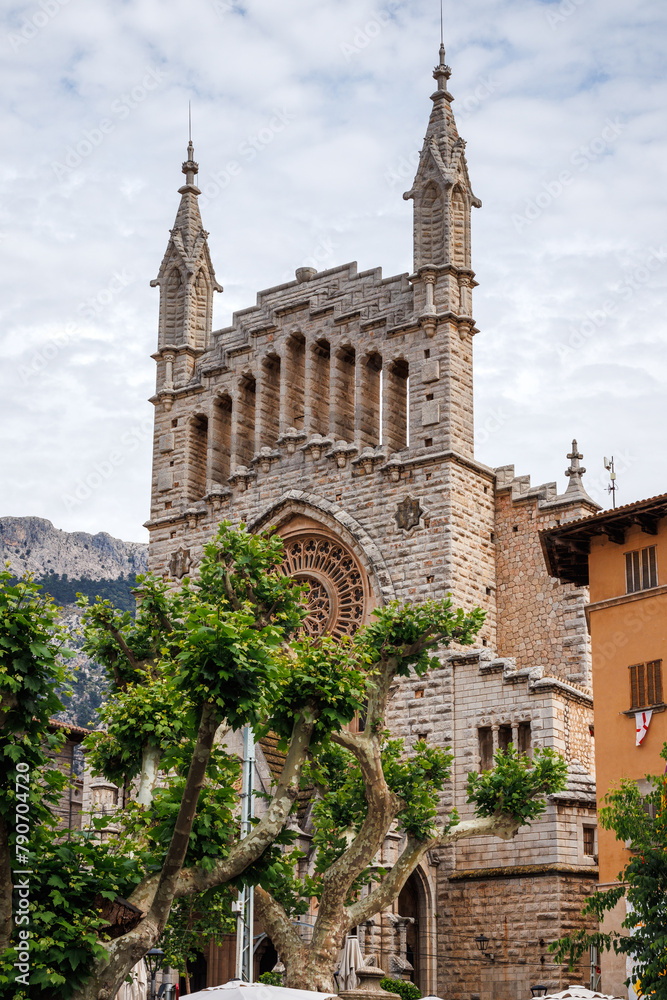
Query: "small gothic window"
583 825 596 857
518 722 532 757
478 727 493 771
498 724 512 754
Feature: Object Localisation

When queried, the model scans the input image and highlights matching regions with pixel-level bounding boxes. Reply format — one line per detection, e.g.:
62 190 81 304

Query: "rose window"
278 534 366 639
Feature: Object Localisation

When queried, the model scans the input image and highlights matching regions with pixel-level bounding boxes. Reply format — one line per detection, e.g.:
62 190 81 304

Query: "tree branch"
254 887 306 961
313 732 401 952
439 811 522 844
345 836 431 930
145 701 219 932
87 703 222 1000
128 711 317 912
223 569 242 611
106 626 141 672
345 812 521 929
329 729 363 753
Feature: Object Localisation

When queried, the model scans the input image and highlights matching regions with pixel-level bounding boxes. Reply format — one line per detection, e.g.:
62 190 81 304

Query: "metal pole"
235 726 255 982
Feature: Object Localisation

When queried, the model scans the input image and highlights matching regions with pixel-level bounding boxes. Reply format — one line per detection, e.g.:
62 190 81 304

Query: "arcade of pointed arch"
180 331 412 502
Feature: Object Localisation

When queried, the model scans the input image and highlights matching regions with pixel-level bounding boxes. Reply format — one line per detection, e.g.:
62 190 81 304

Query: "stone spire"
563 439 596 503
172 140 205 249
151 141 222 355
403 42 481 273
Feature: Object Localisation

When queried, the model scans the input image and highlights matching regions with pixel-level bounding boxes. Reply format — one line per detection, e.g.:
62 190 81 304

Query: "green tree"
0 567 71 960
551 745 667 996
0 525 569 999
160 888 235 995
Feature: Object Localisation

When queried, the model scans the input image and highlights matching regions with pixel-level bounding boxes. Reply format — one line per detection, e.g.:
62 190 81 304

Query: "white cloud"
0 0 665 541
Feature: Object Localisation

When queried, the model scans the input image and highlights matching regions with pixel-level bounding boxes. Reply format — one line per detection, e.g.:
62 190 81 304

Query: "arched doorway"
397 871 430 993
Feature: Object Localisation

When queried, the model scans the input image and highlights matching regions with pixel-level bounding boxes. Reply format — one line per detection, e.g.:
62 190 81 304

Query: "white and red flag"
635 710 653 746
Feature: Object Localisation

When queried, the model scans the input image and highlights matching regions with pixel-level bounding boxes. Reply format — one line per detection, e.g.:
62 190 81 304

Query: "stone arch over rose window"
276 517 374 640
250 493 395 612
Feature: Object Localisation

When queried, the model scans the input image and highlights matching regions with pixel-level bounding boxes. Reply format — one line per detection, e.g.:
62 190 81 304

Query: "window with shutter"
583 825 596 856
629 660 663 710
625 546 658 593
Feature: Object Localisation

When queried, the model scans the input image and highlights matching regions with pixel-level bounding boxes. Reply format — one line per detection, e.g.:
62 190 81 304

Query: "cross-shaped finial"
565 439 586 487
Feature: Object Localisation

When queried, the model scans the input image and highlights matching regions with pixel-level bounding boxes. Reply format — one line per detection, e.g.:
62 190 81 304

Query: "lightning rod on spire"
440 0 444 45
188 100 192 143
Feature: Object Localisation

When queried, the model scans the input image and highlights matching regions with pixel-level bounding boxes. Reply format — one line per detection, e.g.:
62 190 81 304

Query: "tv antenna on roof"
604 456 617 509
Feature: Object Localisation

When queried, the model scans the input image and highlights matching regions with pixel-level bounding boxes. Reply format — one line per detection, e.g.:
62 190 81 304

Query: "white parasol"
541 988 623 1000
336 936 365 991
116 960 148 1000
182 980 335 1000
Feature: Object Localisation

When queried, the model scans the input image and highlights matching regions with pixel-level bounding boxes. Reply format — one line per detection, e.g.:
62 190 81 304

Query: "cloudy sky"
1 0 665 543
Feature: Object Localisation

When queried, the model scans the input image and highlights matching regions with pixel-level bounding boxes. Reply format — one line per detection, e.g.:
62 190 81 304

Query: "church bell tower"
404 44 482 460
151 142 223 396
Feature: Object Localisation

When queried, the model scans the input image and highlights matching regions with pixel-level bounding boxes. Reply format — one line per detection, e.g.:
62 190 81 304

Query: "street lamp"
530 987 549 998
474 934 494 962
146 948 165 1000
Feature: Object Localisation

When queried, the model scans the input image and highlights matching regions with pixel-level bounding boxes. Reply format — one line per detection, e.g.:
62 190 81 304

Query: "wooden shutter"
648 546 658 588
637 664 646 708
630 664 640 709
647 660 663 705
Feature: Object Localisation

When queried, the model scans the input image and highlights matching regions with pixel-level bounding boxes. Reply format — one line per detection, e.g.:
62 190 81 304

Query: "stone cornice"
380 448 495 480
584 583 667 627
151 344 205 361
449 862 598 882
149 383 205 405
144 511 188 529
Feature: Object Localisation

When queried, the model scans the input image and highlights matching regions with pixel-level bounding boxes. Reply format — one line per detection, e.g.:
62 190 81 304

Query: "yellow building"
542 494 667 997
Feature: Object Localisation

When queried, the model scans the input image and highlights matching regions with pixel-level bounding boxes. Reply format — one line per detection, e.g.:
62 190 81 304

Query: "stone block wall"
447 652 595 872
494 466 596 687
438 871 598 1000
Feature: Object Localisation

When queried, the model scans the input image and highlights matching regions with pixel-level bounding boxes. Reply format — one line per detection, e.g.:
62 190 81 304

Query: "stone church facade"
145 44 599 999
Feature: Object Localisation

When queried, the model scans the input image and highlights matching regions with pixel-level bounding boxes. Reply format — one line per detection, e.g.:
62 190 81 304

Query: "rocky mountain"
2 516 148 730
0 516 147 580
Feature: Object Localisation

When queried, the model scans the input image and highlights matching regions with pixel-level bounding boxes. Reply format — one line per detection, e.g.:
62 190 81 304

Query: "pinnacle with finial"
565 439 586 491
180 140 200 194
432 41 452 100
